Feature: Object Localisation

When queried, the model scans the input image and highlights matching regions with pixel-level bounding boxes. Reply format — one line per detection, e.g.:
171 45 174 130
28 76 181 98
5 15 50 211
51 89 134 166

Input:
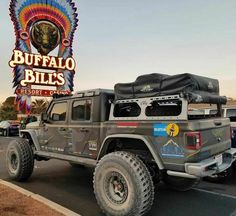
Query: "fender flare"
97 134 164 170
20 129 41 151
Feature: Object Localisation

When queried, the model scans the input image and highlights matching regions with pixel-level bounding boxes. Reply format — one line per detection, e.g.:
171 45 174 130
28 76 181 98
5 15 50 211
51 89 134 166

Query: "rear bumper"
167 148 236 178
185 148 236 177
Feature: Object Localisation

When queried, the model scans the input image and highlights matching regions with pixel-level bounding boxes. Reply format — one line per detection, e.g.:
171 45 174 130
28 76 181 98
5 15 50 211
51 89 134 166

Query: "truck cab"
37 89 114 160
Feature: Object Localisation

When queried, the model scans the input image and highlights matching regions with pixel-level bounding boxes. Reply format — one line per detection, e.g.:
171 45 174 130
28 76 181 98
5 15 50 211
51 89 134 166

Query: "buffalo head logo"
30 21 61 55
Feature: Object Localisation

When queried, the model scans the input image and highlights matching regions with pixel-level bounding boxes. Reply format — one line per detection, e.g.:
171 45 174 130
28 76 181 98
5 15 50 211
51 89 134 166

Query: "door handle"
214 121 222 126
59 127 67 132
80 128 88 133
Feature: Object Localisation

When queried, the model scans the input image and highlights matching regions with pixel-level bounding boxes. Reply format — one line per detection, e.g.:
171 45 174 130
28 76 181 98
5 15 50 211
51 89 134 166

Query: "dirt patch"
0 184 64 216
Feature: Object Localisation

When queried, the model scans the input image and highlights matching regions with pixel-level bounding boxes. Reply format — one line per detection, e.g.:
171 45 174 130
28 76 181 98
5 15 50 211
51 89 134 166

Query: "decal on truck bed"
153 124 167 137
166 123 179 137
153 123 179 137
161 139 184 158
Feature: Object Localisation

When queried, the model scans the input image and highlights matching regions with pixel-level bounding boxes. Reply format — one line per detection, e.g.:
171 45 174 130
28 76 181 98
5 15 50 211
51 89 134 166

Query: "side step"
35 151 97 167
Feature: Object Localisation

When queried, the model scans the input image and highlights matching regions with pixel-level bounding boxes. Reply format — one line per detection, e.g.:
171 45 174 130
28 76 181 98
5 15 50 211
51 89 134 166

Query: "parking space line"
194 188 236 200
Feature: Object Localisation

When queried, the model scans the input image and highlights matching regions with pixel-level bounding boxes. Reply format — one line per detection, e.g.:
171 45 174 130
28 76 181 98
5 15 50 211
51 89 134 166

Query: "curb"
0 179 81 216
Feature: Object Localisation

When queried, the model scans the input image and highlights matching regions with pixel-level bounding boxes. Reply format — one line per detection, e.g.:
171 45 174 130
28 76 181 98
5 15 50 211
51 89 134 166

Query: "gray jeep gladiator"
6 73 236 216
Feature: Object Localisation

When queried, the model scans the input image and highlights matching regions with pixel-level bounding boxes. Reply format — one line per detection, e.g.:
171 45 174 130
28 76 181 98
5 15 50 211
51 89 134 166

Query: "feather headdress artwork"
9 0 78 113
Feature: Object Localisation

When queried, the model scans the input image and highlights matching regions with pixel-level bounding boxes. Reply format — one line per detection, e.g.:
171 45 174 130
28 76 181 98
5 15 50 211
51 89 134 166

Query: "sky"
0 0 236 103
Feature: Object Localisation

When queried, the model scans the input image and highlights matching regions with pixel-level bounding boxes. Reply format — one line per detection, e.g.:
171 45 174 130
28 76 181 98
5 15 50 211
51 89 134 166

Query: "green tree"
31 99 49 114
0 96 18 120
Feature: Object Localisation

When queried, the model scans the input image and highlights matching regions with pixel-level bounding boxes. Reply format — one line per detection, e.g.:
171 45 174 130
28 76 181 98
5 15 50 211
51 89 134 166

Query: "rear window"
226 109 236 117
146 100 182 116
114 102 141 117
72 100 92 121
226 109 236 122
209 109 217 115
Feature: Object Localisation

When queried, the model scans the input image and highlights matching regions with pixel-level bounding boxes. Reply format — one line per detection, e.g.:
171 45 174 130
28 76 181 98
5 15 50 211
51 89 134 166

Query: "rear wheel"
203 167 233 183
6 139 34 181
94 151 154 216
163 174 200 191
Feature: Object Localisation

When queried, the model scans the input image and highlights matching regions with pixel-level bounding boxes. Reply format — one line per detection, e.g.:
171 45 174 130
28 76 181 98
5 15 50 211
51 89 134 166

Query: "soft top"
114 73 227 104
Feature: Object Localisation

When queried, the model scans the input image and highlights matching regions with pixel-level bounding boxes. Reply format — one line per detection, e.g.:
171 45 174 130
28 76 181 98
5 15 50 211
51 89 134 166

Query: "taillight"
185 132 202 150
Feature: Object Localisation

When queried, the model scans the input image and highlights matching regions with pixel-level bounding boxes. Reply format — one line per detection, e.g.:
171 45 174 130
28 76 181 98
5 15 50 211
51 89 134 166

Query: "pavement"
1 136 236 216
0 179 80 216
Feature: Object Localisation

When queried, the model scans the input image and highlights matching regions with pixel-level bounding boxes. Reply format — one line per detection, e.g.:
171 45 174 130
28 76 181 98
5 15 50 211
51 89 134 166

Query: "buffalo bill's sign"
9 50 76 87
9 0 78 113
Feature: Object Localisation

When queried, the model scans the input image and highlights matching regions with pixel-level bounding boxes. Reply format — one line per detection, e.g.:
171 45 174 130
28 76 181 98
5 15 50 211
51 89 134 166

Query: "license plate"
214 154 223 166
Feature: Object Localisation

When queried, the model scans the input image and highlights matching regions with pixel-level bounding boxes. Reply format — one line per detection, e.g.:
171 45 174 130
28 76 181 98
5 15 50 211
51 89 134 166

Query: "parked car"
0 120 20 136
189 107 236 146
193 106 236 182
203 107 236 148
215 107 236 171
20 115 38 129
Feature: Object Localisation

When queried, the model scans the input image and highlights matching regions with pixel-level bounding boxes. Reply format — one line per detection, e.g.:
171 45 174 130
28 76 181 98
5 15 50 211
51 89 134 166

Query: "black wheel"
203 167 233 183
6 139 34 181
163 174 200 191
93 151 154 216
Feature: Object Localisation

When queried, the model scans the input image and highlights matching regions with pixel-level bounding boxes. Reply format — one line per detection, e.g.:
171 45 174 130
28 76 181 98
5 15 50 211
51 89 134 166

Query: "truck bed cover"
114 73 227 104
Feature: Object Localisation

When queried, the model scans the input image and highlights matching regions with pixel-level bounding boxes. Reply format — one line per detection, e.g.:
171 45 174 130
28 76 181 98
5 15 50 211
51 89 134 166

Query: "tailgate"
186 118 231 162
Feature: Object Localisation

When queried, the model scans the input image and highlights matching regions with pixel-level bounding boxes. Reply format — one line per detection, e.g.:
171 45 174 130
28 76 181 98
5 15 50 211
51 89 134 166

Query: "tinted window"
226 109 236 117
209 109 217 115
114 102 141 117
49 102 67 121
146 100 182 116
72 100 91 121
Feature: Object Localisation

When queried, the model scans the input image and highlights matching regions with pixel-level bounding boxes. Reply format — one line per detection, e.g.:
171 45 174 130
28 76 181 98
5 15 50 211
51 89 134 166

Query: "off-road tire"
93 151 155 216
203 167 233 183
163 174 200 191
6 139 34 182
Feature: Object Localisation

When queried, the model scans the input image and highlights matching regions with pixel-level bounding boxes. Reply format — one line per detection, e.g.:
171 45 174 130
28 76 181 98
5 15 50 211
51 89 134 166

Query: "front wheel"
163 174 200 191
6 139 34 181
93 151 155 216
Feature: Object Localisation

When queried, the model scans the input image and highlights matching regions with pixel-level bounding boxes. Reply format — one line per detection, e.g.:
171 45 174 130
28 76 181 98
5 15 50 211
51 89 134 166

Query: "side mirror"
41 113 48 122
52 113 60 121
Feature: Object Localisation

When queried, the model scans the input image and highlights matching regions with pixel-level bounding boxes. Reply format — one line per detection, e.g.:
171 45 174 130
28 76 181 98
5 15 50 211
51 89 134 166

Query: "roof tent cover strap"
114 73 227 104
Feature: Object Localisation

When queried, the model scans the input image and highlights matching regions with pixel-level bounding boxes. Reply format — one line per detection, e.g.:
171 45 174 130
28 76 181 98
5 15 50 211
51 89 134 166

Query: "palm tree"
0 97 18 120
31 99 49 114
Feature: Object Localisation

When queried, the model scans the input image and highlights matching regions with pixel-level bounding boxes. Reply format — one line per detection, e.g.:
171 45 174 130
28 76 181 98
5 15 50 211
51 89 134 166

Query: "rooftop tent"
114 73 227 104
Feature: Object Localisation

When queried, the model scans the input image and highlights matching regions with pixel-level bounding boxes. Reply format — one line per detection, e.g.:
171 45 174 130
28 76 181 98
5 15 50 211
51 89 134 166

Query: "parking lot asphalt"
0 136 236 216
